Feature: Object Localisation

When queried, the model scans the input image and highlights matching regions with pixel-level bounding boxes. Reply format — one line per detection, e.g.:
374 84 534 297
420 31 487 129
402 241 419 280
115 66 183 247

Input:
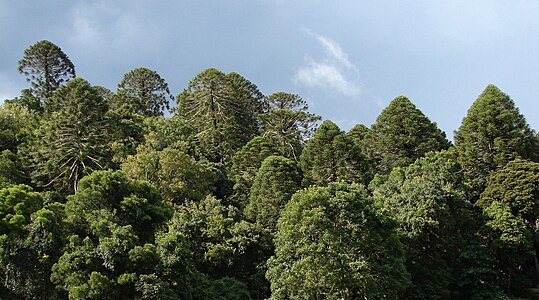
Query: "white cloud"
295 29 360 97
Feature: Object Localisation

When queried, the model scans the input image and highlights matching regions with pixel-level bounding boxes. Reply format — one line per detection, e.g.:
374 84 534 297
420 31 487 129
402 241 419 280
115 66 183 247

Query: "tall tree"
364 96 450 175
478 159 539 297
260 92 320 160
454 85 538 198
117 67 173 117
18 40 76 107
177 68 265 164
300 120 367 187
26 78 111 193
245 155 302 233
267 182 410 299
229 136 281 208
51 170 176 299
371 149 468 299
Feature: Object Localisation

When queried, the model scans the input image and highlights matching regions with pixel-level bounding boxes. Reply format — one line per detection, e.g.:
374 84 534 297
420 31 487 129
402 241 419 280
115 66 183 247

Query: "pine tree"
364 96 450 175
260 92 320 160
26 78 111 193
177 68 265 164
245 155 302 233
454 85 538 197
18 40 75 107
117 67 173 117
300 120 367 187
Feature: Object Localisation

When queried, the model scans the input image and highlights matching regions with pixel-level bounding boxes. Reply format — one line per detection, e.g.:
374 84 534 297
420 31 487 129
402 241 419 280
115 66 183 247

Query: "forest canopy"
1 40 538 299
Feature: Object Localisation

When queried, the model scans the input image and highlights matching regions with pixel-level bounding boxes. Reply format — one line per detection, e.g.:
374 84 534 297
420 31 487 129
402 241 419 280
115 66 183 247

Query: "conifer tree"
245 155 302 233
454 85 538 197
177 68 264 164
26 78 111 193
230 136 281 208
260 92 320 160
117 67 173 117
18 40 75 106
364 96 450 175
300 120 367 187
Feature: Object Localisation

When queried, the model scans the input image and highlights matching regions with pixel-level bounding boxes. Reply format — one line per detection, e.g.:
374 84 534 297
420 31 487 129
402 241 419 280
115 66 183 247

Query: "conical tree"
454 85 538 197
18 40 76 107
300 120 367 187
230 136 281 208
245 155 302 233
364 96 450 175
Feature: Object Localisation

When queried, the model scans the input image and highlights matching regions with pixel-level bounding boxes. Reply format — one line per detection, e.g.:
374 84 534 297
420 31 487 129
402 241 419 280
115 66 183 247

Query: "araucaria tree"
177 68 265 163
260 92 320 160
267 182 410 299
26 78 111 193
18 40 76 106
454 85 538 197
364 96 450 175
117 67 173 117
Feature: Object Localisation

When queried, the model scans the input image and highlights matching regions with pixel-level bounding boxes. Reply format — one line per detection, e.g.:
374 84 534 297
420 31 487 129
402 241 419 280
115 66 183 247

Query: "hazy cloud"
295 29 360 96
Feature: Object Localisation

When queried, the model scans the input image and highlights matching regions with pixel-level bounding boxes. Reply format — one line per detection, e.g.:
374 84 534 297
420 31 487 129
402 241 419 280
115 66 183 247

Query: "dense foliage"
0 40 538 299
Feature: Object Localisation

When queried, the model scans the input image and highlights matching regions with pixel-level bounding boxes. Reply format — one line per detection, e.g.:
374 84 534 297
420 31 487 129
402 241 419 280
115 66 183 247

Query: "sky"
1 0 539 138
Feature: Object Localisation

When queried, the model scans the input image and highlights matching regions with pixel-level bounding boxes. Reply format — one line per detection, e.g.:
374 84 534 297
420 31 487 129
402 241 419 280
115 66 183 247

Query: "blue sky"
1 1 538 137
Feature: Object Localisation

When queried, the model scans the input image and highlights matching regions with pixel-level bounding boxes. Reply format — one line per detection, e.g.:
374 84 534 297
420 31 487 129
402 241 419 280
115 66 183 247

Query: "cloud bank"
295 29 360 97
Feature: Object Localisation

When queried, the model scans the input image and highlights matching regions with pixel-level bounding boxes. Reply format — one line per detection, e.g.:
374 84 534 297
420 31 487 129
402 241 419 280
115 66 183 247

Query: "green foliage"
364 95 450 175
246 155 301 233
0 185 65 299
117 67 173 117
52 170 181 299
122 146 215 203
177 68 265 163
0 102 39 153
260 92 320 160
4 88 42 112
300 120 368 187
230 136 281 208
26 78 112 193
371 149 468 299
267 182 410 299
455 85 538 197
18 40 76 105
478 159 539 296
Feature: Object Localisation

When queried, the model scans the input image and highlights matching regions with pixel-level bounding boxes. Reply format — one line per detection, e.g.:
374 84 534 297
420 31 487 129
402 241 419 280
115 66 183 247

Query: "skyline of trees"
1 40 538 299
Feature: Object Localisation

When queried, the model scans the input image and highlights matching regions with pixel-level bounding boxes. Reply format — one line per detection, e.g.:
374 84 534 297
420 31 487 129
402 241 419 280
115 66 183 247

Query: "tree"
122 146 216 204
0 102 39 153
267 182 410 299
371 149 468 299
25 78 111 193
300 120 367 187
260 92 320 160
52 170 176 299
245 155 302 233
177 68 265 164
18 40 76 106
117 67 173 117
454 85 538 198
364 96 450 175
477 159 539 297
0 185 66 299
229 136 281 208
